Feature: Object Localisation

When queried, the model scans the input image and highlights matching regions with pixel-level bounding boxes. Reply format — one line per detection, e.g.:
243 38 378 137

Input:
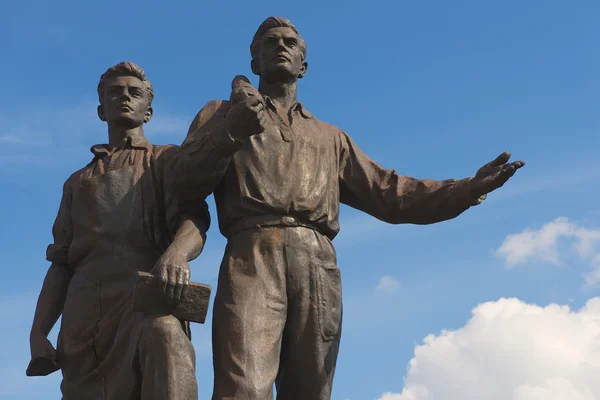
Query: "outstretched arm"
338 131 524 224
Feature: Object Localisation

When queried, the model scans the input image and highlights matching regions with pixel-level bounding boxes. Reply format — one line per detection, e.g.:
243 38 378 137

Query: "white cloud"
379 297 600 400
376 276 400 294
496 217 600 286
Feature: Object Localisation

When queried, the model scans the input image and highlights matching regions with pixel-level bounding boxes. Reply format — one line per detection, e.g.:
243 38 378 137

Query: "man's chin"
108 115 143 128
261 68 296 84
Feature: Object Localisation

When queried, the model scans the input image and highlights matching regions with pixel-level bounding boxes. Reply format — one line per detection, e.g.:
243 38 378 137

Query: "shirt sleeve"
338 130 475 225
46 178 74 268
169 99 243 201
159 146 211 237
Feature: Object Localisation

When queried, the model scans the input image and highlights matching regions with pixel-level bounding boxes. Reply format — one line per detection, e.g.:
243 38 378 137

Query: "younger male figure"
28 62 209 400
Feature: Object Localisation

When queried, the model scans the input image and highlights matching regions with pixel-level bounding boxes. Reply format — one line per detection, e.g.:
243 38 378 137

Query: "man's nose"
275 38 287 51
119 90 131 101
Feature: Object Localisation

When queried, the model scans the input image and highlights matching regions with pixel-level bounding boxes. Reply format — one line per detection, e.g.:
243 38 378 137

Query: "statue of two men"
29 16 524 400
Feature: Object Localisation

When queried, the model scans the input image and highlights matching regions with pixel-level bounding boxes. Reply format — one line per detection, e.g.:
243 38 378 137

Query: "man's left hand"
468 151 525 202
150 248 190 304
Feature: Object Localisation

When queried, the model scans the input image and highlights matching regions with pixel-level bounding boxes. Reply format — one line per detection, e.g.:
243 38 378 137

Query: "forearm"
30 264 72 338
165 219 206 262
395 176 476 224
342 170 476 225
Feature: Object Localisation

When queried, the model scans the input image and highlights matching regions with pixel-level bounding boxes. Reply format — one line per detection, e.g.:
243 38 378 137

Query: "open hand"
469 152 525 200
151 248 190 304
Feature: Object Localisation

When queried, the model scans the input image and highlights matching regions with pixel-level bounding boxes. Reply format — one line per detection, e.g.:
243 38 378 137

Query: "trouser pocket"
315 263 342 341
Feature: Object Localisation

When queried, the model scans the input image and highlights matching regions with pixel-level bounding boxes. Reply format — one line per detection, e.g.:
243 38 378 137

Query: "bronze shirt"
171 98 474 241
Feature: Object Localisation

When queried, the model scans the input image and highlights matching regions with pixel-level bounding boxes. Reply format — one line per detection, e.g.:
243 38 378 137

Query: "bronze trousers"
212 226 343 400
59 273 197 400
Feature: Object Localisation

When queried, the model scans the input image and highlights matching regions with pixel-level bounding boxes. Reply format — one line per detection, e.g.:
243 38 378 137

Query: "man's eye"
131 91 142 98
285 40 297 48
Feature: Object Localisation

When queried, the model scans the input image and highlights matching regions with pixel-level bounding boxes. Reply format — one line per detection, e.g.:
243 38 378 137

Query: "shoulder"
63 164 90 192
193 99 230 124
184 99 231 139
145 144 179 167
308 113 345 139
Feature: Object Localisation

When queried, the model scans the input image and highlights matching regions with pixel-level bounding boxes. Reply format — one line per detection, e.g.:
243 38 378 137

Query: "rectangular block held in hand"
133 271 212 324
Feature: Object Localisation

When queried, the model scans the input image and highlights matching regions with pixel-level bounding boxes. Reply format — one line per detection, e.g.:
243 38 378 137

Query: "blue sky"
1 1 599 399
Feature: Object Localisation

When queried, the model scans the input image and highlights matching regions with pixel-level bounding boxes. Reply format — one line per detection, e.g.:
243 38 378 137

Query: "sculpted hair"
97 61 154 105
250 17 307 62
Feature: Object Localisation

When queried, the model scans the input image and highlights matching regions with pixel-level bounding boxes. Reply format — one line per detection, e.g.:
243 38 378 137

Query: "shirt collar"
264 96 313 119
90 134 151 157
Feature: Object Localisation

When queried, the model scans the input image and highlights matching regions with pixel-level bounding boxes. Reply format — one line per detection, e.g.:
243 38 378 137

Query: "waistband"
226 214 320 239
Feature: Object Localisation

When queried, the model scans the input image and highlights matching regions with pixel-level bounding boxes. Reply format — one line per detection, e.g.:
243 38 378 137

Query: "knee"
143 315 186 342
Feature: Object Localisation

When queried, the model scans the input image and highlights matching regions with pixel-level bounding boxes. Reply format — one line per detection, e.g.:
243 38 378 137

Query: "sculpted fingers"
231 74 252 90
489 151 511 167
245 96 263 109
166 266 176 302
513 160 526 169
173 268 184 304
160 267 169 294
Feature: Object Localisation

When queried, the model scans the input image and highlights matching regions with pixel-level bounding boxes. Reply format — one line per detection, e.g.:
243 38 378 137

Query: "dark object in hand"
132 271 212 324
26 356 60 377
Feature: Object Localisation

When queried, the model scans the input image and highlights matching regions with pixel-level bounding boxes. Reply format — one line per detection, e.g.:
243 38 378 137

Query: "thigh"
276 228 343 400
212 228 288 400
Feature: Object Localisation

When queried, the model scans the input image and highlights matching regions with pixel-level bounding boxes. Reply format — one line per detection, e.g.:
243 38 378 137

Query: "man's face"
254 27 307 83
99 75 152 128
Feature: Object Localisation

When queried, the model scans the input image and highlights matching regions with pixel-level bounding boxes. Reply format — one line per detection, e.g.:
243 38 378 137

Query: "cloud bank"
379 297 600 400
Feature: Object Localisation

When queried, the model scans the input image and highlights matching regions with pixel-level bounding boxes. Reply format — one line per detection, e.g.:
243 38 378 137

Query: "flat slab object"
132 271 212 324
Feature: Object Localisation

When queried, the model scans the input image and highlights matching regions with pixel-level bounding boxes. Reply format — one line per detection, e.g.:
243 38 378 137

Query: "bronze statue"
171 16 525 399
28 62 209 400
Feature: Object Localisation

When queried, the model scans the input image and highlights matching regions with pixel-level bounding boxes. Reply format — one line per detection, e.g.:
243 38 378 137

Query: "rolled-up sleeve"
338 130 474 225
46 179 74 268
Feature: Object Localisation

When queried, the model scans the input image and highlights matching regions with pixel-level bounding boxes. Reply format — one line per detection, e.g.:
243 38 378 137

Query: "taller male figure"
171 17 524 400
28 62 209 400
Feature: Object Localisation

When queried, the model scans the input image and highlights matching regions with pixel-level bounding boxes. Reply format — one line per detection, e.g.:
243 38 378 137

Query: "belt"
226 214 320 238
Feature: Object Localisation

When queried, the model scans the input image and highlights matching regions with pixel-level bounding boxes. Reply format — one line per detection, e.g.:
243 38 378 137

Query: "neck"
258 79 298 110
107 125 144 146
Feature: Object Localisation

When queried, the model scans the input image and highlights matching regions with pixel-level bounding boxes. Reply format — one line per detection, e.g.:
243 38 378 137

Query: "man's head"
97 61 154 128
250 17 308 83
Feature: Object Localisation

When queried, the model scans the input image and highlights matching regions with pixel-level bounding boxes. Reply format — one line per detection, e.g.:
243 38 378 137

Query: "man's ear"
298 60 308 79
251 59 260 76
97 105 106 122
144 106 153 123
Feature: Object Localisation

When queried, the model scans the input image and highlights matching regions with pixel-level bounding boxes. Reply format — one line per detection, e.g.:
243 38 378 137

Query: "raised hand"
224 75 268 141
469 152 525 201
230 75 263 105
